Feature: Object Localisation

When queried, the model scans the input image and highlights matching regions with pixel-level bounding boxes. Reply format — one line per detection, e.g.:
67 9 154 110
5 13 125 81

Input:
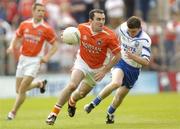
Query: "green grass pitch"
0 93 180 129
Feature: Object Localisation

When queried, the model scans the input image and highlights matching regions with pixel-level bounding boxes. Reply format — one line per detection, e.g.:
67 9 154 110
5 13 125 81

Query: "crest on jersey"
96 39 102 45
38 30 43 36
134 41 139 47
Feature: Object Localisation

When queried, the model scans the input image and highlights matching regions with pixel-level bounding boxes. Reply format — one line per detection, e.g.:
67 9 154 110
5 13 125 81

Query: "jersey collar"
32 18 44 28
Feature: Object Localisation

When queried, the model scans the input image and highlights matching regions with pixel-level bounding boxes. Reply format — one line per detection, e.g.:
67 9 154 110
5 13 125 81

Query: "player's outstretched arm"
7 36 21 54
41 40 58 64
126 51 149 66
94 52 121 81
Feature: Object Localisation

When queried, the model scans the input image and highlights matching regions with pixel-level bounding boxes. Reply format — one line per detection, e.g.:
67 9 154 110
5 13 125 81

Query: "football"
62 27 80 45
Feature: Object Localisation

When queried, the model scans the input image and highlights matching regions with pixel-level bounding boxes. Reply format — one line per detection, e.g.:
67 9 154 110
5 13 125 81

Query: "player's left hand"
126 50 134 59
94 70 106 81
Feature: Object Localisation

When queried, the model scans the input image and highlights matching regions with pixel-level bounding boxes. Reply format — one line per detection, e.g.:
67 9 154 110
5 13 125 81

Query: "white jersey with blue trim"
116 22 151 68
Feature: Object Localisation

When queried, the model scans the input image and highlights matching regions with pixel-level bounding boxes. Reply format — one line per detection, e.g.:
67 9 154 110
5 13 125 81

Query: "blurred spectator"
171 12 180 71
105 0 124 29
57 0 77 29
0 1 7 20
6 0 18 25
0 18 14 75
169 0 180 13
18 0 33 22
148 46 167 71
58 44 78 73
47 43 61 73
46 0 61 28
83 0 95 21
70 0 87 23
123 0 135 19
164 11 178 67
147 15 162 48
137 0 151 22
94 0 107 11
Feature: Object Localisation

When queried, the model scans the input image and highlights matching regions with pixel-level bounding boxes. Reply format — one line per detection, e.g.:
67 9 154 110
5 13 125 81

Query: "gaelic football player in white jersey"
84 16 151 124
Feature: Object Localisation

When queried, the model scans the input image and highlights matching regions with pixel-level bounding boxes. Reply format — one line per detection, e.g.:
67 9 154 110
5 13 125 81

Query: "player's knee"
16 89 19 94
68 82 78 92
111 82 121 89
79 91 87 98
18 87 26 94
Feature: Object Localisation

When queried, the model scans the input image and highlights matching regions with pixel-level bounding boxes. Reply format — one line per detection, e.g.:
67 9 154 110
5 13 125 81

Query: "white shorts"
73 54 104 87
16 55 41 78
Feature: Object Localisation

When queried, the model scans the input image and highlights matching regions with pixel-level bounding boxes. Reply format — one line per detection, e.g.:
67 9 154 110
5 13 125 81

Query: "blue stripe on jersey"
141 54 150 59
132 38 149 43
143 46 151 53
127 30 142 38
134 30 142 37
120 28 128 38
113 59 140 89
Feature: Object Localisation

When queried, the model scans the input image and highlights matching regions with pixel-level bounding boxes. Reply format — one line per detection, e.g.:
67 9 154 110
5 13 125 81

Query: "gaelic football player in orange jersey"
46 9 121 125
6 2 58 120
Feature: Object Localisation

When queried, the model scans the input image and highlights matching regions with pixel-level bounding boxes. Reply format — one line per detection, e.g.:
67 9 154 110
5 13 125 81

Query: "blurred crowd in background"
0 0 180 75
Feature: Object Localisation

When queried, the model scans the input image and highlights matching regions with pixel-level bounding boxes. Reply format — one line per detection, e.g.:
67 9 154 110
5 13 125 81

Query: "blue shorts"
113 59 140 89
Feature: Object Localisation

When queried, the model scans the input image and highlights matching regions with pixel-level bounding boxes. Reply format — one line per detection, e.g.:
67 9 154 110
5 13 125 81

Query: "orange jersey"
78 23 121 68
16 18 57 56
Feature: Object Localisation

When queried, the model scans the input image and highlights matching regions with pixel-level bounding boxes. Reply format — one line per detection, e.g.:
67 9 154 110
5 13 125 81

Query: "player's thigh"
70 69 85 86
16 77 23 93
111 68 124 85
78 81 93 95
19 76 34 93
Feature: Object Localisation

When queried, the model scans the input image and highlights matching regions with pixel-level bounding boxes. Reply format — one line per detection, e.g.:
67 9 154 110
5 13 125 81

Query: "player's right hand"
6 47 14 54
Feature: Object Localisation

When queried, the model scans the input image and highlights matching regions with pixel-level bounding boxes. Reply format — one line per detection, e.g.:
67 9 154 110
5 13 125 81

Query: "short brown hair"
32 3 44 10
89 9 104 20
127 16 141 29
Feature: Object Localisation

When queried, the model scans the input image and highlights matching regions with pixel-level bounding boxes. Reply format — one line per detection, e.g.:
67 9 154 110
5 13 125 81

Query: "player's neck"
33 18 43 24
90 26 101 35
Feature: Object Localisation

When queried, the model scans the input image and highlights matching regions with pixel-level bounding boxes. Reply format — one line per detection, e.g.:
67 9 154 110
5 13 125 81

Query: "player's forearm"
103 52 121 72
132 55 150 66
45 41 58 60
9 36 20 49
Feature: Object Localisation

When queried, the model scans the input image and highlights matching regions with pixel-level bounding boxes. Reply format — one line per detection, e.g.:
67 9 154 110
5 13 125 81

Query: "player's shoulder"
140 31 151 43
78 22 90 29
100 26 117 39
20 18 32 25
119 22 127 31
103 26 115 34
115 22 128 36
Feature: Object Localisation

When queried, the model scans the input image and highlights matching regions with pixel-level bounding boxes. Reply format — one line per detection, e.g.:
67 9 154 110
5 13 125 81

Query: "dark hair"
127 16 141 29
32 3 44 10
89 9 104 20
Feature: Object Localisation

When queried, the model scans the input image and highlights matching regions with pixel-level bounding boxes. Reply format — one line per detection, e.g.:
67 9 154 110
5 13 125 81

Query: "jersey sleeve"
141 37 151 61
108 32 121 55
45 27 57 44
16 22 24 37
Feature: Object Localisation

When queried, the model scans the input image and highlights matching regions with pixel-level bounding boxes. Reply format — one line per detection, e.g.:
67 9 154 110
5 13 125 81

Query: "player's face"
128 28 141 38
90 13 105 32
33 5 45 22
